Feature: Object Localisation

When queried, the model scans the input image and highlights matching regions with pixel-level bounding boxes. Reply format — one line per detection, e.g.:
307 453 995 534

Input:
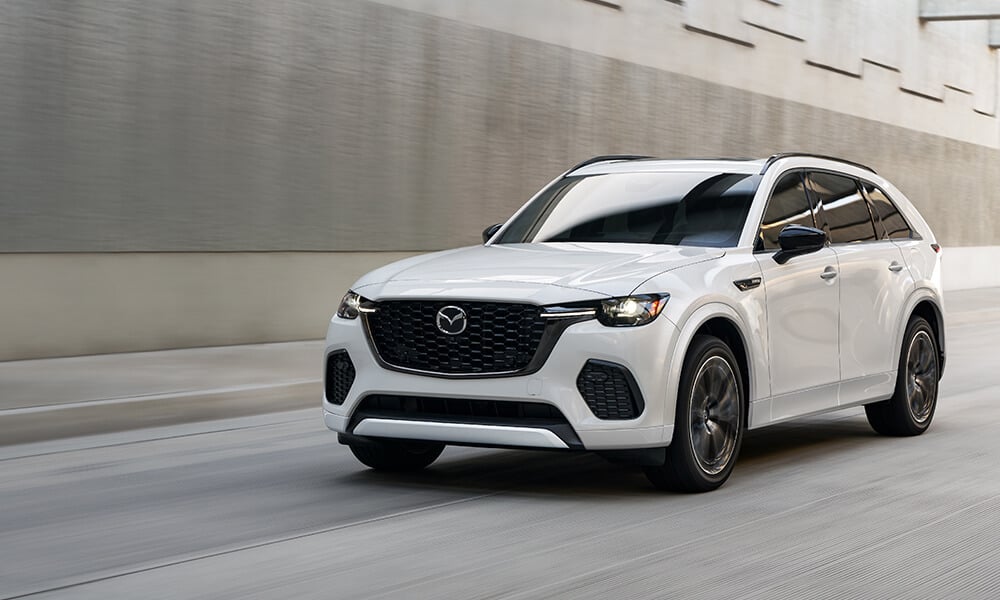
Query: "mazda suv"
324 153 945 492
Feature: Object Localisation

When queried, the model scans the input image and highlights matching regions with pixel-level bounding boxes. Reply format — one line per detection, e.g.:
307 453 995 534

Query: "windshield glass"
495 171 760 247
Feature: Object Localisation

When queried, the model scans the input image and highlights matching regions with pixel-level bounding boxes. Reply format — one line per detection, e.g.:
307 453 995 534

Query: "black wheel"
865 316 939 436
645 335 744 493
348 437 445 471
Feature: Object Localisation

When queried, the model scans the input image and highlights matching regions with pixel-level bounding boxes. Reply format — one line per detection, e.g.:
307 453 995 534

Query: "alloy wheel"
688 356 741 475
906 330 938 424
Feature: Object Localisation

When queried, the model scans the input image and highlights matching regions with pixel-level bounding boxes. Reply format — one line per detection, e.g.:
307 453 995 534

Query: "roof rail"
566 154 654 174
759 153 876 175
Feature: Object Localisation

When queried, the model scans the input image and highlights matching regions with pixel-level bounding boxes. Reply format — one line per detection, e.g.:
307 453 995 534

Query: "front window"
758 171 816 251
495 172 760 248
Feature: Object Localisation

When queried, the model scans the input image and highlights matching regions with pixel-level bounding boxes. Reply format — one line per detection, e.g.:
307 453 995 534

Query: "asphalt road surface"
3 320 999 600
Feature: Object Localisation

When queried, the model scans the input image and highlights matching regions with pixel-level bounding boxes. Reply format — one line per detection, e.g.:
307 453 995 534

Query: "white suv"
324 154 944 492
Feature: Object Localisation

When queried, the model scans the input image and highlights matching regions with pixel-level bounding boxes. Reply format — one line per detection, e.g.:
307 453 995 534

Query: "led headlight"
336 291 376 320
597 294 669 327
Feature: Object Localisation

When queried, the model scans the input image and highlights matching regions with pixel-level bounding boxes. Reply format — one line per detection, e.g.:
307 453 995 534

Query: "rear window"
864 184 914 240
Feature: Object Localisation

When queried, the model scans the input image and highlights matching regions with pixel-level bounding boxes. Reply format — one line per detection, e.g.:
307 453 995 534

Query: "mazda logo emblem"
435 305 467 335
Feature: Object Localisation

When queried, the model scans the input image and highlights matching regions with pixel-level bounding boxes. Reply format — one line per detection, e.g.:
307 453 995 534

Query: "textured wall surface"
0 251 416 360
1 0 998 253
3 0 1000 359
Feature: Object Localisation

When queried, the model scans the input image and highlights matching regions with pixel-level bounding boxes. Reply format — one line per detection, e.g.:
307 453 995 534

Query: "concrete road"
2 320 999 600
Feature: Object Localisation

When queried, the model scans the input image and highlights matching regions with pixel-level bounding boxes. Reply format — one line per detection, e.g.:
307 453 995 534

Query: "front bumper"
323 314 680 450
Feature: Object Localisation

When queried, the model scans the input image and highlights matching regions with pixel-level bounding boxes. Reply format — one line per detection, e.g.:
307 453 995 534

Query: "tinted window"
864 184 913 239
807 172 877 244
495 172 759 247
758 171 815 251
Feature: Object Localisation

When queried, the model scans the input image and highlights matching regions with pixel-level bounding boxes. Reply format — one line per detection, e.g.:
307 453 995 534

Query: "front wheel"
348 437 445 471
865 316 939 436
645 335 745 493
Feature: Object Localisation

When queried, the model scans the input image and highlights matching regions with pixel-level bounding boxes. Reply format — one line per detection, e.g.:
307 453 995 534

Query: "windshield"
495 171 760 247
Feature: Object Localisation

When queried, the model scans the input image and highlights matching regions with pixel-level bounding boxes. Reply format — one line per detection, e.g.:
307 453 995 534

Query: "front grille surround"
577 359 645 420
362 300 587 378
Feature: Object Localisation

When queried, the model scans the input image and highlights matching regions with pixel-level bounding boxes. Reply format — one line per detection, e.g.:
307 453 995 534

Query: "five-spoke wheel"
646 334 744 492
688 355 742 476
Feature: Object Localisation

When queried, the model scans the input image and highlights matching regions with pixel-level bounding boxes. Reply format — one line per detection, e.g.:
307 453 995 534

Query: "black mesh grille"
355 395 568 424
577 360 644 420
325 351 356 405
364 301 547 375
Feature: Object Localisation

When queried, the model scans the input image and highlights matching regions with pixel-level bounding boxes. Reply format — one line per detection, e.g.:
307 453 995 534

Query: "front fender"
662 302 762 440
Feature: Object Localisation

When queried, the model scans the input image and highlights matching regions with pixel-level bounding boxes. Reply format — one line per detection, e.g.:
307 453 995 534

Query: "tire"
348 437 445 471
865 316 939 436
645 335 745 493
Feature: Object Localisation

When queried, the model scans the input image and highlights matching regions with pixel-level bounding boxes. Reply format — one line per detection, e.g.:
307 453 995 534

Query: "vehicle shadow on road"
738 413 879 465
340 449 648 498
335 413 884 497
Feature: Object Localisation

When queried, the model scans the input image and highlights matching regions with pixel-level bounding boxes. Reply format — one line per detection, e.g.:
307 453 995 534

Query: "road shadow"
739 412 878 464
333 412 885 498
339 449 647 498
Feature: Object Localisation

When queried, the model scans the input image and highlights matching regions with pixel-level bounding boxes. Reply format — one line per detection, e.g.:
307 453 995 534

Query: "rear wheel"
348 437 445 471
865 316 939 436
645 335 744 492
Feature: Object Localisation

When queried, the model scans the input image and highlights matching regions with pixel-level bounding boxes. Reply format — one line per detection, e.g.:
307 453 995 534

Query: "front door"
755 171 841 421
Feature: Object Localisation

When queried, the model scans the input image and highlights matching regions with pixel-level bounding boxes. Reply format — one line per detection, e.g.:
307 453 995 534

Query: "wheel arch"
912 299 945 377
895 290 946 378
693 318 752 429
666 303 758 432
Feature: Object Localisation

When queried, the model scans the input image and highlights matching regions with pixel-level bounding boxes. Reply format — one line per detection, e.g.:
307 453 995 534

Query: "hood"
353 243 724 303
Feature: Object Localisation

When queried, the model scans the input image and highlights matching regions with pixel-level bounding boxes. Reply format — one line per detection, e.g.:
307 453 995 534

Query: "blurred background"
2 0 999 360
5 3 1000 598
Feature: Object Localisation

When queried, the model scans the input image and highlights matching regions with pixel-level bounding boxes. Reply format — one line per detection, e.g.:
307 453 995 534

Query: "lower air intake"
325 351 356 405
576 360 644 420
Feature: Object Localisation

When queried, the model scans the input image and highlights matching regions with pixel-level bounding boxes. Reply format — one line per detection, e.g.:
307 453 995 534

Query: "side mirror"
773 225 827 265
482 223 502 244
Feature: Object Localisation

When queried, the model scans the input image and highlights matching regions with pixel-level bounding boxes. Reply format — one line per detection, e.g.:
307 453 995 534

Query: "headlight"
336 291 375 320
597 294 669 327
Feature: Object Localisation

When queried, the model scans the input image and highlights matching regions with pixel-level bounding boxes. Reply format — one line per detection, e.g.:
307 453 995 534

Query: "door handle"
820 267 838 280
888 262 904 272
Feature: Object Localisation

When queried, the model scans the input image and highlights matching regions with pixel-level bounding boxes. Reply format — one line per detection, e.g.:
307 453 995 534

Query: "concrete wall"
1 0 999 359
0 252 415 361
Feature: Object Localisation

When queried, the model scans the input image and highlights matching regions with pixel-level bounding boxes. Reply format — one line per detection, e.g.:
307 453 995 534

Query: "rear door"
806 172 912 403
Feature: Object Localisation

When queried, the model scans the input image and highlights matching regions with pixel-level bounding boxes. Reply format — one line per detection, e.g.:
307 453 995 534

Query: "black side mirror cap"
773 224 827 265
482 223 503 244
